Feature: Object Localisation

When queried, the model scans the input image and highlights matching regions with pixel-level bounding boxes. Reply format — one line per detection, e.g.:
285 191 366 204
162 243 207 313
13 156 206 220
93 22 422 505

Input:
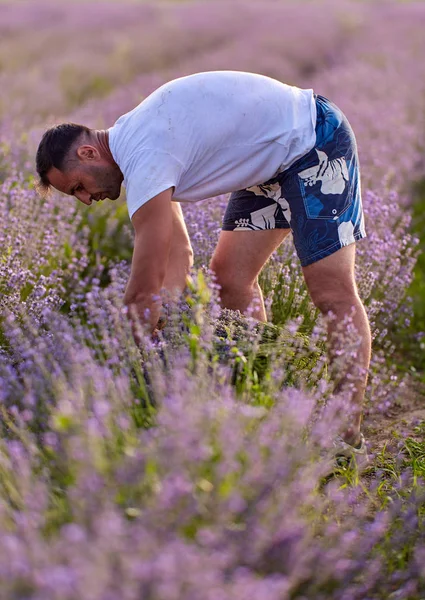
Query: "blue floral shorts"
222 94 366 267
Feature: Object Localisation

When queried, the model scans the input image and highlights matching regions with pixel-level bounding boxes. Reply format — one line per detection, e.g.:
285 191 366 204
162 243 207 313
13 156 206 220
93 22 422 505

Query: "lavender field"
1 1 425 598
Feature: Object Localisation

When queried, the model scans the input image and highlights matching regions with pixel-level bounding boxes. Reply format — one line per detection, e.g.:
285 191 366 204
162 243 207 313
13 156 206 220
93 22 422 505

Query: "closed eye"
70 184 83 196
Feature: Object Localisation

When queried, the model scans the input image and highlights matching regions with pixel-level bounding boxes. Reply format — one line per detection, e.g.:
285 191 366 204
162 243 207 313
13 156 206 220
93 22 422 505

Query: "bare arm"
123 188 174 336
163 201 194 298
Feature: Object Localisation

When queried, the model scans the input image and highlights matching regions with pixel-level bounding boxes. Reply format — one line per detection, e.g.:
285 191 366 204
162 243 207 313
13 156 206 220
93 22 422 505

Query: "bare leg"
302 245 371 446
216 278 266 321
210 229 290 321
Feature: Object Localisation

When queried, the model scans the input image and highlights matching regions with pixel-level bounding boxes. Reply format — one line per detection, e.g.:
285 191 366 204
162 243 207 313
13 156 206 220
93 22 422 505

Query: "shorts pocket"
297 151 353 220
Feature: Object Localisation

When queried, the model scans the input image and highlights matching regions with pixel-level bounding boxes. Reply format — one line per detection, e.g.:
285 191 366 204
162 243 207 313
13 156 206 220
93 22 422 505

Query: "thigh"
281 94 366 268
222 183 292 231
210 229 290 285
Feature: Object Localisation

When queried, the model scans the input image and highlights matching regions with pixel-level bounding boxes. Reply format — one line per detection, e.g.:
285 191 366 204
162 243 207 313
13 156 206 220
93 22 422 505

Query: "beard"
89 163 123 200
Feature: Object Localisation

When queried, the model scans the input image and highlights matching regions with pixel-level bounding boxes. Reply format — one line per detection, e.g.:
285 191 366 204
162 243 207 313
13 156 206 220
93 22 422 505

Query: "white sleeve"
125 150 183 219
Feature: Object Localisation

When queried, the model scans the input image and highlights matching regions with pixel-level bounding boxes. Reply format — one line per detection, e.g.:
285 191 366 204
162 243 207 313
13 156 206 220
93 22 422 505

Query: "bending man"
36 70 371 465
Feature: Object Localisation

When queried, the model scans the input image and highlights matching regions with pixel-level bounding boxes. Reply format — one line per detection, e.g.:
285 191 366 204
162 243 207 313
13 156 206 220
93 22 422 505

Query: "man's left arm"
123 187 174 336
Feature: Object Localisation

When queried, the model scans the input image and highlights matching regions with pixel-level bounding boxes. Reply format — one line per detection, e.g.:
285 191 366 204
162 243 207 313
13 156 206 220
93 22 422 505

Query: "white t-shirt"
108 71 317 219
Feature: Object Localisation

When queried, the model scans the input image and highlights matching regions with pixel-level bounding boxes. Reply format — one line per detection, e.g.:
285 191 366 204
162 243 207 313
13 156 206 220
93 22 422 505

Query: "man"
36 70 370 466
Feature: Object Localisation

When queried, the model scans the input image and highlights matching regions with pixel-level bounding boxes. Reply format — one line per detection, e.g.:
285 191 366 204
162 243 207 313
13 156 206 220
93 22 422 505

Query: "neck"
93 129 115 164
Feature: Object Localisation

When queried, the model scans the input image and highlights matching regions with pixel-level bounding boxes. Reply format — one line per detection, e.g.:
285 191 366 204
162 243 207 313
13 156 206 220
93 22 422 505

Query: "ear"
76 145 100 162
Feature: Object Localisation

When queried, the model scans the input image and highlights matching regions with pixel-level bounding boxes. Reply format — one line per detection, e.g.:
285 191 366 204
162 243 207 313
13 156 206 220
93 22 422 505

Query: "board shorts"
222 94 366 267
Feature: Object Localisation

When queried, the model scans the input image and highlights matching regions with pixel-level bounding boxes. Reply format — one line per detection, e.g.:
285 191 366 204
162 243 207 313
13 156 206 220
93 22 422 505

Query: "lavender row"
1 1 425 598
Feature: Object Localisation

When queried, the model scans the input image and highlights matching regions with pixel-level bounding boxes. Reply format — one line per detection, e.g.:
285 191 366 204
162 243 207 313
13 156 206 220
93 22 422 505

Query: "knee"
209 259 253 297
209 258 228 289
310 287 359 316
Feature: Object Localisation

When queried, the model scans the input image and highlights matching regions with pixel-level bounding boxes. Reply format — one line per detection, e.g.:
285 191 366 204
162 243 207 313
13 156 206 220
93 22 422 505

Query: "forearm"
163 202 194 299
163 245 194 299
126 188 174 338
123 256 166 336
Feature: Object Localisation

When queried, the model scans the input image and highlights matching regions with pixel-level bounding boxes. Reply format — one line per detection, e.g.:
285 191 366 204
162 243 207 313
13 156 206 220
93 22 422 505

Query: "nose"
75 190 92 206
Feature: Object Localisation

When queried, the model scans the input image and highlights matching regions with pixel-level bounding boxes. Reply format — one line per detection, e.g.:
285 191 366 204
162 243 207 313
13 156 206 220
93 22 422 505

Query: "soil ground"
364 377 425 454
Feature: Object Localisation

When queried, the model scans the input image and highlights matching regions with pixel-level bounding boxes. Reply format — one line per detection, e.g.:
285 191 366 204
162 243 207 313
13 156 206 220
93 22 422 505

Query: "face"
47 147 123 206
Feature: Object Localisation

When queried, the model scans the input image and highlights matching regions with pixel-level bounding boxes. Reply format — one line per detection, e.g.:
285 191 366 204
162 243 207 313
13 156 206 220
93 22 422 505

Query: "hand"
156 315 167 331
156 304 168 331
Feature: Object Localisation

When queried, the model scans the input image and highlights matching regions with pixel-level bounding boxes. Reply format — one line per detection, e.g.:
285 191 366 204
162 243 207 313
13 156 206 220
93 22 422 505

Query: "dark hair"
35 123 92 196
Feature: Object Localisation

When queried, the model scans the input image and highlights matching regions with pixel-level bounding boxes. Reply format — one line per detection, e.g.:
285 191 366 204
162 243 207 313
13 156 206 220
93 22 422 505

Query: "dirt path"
364 379 425 453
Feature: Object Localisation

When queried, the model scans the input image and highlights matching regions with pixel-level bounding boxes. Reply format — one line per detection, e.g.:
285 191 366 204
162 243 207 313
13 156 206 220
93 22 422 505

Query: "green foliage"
370 423 425 506
173 271 327 407
391 179 425 375
408 181 425 333
77 200 132 281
